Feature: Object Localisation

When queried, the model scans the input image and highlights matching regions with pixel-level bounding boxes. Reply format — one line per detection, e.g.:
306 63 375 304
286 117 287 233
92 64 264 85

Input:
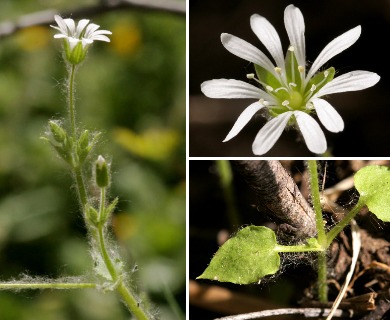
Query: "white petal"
221 33 276 74
201 79 274 100
53 15 68 34
68 37 80 50
250 14 285 71
84 23 100 38
224 102 265 142
76 19 90 36
252 111 293 155
306 26 361 82
53 34 68 39
89 35 111 42
63 18 76 35
314 71 380 97
294 111 327 154
284 4 306 68
312 98 344 132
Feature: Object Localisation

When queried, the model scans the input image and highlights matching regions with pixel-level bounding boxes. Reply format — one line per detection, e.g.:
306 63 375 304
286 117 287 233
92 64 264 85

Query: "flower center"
288 90 303 110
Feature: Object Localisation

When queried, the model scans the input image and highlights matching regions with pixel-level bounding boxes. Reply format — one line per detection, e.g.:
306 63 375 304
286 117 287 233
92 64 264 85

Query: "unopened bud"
49 120 67 143
95 155 109 188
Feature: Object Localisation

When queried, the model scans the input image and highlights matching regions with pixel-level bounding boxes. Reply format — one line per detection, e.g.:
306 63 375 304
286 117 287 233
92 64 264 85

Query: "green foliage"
197 226 281 284
0 1 185 319
354 165 390 222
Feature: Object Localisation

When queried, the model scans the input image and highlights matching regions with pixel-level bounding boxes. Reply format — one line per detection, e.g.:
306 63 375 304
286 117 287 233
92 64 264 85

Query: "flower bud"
49 120 67 143
95 155 109 188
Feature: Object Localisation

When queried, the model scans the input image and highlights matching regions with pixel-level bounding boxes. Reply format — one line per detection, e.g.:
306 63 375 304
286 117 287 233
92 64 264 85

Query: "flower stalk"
49 16 151 319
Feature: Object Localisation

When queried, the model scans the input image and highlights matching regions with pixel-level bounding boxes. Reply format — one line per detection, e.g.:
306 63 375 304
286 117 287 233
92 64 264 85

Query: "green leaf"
354 165 390 222
197 226 280 284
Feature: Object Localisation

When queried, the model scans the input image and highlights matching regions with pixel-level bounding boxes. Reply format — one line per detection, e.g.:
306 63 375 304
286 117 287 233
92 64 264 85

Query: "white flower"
201 4 380 155
51 15 112 65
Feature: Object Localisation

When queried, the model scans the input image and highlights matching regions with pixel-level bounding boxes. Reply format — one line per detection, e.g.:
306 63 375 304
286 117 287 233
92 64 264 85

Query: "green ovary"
289 90 303 110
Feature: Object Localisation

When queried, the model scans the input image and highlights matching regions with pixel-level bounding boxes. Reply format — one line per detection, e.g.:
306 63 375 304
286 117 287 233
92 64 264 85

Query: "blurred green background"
0 1 185 319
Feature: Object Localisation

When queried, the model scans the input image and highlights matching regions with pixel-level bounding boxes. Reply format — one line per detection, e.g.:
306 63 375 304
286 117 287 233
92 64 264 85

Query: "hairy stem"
275 244 324 253
307 160 326 247
326 198 366 247
0 282 96 290
216 160 240 228
67 63 150 319
307 160 328 303
68 64 77 139
95 195 149 319
317 251 328 303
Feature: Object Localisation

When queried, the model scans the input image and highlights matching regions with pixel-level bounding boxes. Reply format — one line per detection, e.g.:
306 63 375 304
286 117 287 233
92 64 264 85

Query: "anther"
324 71 329 78
298 66 304 73
246 73 255 79
310 84 316 92
266 85 274 92
259 98 265 104
288 45 295 52
289 83 297 87
274 67 282 74
282 100 290 106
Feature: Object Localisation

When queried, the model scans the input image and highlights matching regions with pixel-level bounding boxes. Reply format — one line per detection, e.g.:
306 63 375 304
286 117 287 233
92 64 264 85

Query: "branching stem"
67 63 150 319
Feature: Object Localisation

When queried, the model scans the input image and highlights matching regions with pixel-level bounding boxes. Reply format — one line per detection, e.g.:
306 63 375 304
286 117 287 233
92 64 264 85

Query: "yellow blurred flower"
113 127 179 161
16 26 51 51
110 21 141 56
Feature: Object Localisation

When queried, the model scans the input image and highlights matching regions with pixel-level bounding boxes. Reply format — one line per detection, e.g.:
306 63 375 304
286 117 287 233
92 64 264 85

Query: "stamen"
298 66 304 73
310 84 316 92
324 71 329 78
289 83 297 87
281 100 292 110
259 98 265 104
275 87 289 93
288 45 294 52
274 67 282 74
246 73 255 79
266 85 274 92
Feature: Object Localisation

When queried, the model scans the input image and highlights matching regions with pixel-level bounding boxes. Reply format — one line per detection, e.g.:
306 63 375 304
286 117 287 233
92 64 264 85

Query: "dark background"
189 0 389 156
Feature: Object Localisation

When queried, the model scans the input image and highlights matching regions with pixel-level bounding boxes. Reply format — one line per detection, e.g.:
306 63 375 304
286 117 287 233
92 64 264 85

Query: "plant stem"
67 64 150 320
307 160 326 247
275 244 323 253
326 198 366 247
68 64 77 139
307 160 328 303
317 251 328 303
96 202 149 319
74 165 88 208
216 160 240 228
0 282 96 290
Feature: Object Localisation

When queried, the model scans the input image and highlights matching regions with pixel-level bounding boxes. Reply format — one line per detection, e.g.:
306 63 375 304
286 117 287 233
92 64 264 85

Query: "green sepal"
49 120 67 143
354 165 390 222
65 40 87 65
77 130 90 163
86 204 99 226
102 197 119 223
308 67 335 94
284 49 302 88
197 226 281 284
254 64 281 91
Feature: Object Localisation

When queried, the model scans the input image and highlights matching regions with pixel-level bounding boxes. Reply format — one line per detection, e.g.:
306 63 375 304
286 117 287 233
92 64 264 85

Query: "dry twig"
0 0 185 39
